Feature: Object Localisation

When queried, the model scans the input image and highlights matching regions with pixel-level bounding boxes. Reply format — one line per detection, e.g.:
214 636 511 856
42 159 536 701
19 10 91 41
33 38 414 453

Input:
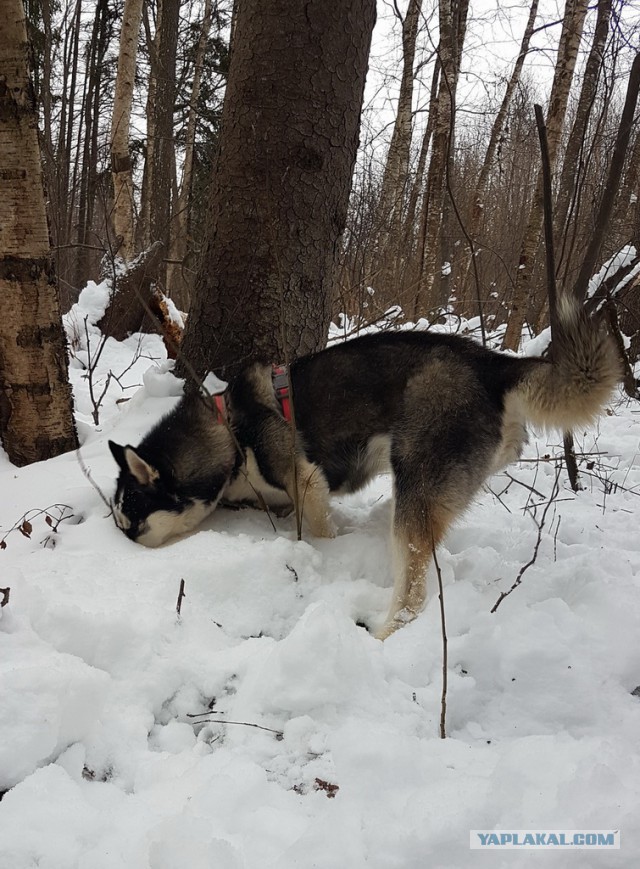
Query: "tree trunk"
166 0 213 311
402 56 440 243
413 0 468 317
179 0 377 380
555 0 613 277
376 0 423 235
110 0 144 261
74 0 112 292
149 0 179 290
0 0 77 465
458 0 539 313
502 0 589 350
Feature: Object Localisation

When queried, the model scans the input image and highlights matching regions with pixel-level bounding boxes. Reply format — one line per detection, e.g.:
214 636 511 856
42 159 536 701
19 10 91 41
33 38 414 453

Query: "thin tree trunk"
459 0 539 313
166 0 213 311
402 56 440 243
571 52 640 301
110 0 144 261
149 0 179 290
0 0 77 465
555 0 613 273
502 0 589 350
376 0 423 234
74 0 111 291
413 0 467 317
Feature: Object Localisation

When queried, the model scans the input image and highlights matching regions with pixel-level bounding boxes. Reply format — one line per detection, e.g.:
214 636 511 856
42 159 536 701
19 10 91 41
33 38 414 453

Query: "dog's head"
108 441 217 547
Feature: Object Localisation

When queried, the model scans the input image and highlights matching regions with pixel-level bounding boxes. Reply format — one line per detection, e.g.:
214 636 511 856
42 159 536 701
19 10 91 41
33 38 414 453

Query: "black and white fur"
110 299 620 639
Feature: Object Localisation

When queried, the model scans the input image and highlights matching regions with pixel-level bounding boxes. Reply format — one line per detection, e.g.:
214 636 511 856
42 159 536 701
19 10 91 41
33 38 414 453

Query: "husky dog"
109 299 619 639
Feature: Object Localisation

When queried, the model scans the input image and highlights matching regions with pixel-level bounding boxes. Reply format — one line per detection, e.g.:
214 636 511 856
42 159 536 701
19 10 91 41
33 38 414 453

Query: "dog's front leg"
286 458 336 538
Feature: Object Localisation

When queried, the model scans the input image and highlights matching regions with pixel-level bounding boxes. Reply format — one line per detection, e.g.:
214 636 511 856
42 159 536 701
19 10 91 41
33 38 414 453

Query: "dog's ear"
108 440 127 470
108 441 159 487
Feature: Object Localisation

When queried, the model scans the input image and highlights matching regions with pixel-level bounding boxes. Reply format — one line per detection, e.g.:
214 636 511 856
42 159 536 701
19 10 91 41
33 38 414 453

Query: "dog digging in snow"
109 299 620 639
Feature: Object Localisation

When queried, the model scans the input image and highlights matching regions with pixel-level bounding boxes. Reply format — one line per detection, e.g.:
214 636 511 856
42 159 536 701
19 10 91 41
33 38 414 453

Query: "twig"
0 504 75 549
187 715 283 738
176 579 186 616
0 587 10 607
76 450 112 511
491 468 561 613
502 471 546 501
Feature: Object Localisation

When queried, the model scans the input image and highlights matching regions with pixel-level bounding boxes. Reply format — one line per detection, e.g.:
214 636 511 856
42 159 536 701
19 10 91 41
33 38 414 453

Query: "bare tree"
166 0 214 310
502 0 589 350
148 0 179 288
555 0 614 279
376 0 423 237
458 0 539 314
413 0 468 317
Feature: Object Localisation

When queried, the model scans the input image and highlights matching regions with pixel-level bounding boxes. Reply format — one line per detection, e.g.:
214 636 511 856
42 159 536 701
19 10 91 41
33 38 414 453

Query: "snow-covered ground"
1 294 639 868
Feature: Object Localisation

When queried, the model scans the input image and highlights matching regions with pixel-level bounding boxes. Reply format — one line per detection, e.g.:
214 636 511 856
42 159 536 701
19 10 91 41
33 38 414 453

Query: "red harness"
212 394 226 424
272 364 292 422
210 365 292 425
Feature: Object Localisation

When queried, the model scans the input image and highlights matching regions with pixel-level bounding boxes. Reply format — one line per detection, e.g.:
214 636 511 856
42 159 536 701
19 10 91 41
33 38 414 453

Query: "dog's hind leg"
375 499 452 640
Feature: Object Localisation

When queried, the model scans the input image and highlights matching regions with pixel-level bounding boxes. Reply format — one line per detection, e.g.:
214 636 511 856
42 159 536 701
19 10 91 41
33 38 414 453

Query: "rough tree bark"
0 0 77 465
502 0 589 350
179 0 377 380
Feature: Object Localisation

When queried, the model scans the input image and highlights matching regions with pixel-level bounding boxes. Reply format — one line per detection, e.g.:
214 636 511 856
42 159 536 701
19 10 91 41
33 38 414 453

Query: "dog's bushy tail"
519 297 621 431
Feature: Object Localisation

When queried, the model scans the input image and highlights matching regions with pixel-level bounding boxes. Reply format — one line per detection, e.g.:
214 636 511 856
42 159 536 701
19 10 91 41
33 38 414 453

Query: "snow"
1 313 640 868
587 245 639 301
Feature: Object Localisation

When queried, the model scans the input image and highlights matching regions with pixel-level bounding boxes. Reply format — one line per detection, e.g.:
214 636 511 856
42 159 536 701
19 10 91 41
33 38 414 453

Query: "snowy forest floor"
1 288 640 868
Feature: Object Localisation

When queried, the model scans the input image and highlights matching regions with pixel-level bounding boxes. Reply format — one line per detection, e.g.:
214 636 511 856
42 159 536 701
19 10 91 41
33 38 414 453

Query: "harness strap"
212 393 227 424
272 364 292 423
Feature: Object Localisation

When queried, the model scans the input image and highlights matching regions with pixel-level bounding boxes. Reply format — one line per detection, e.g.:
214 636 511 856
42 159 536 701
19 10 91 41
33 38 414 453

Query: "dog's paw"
374 607 417 640
316 517 338 539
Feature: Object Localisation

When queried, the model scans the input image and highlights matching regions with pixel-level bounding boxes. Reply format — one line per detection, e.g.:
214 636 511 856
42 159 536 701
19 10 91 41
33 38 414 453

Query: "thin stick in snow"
176 578 186 616
432 536 448 739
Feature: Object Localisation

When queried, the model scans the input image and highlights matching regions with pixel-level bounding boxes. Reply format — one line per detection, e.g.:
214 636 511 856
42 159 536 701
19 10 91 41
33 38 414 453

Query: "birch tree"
110 0 144 261
0 0 77 465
